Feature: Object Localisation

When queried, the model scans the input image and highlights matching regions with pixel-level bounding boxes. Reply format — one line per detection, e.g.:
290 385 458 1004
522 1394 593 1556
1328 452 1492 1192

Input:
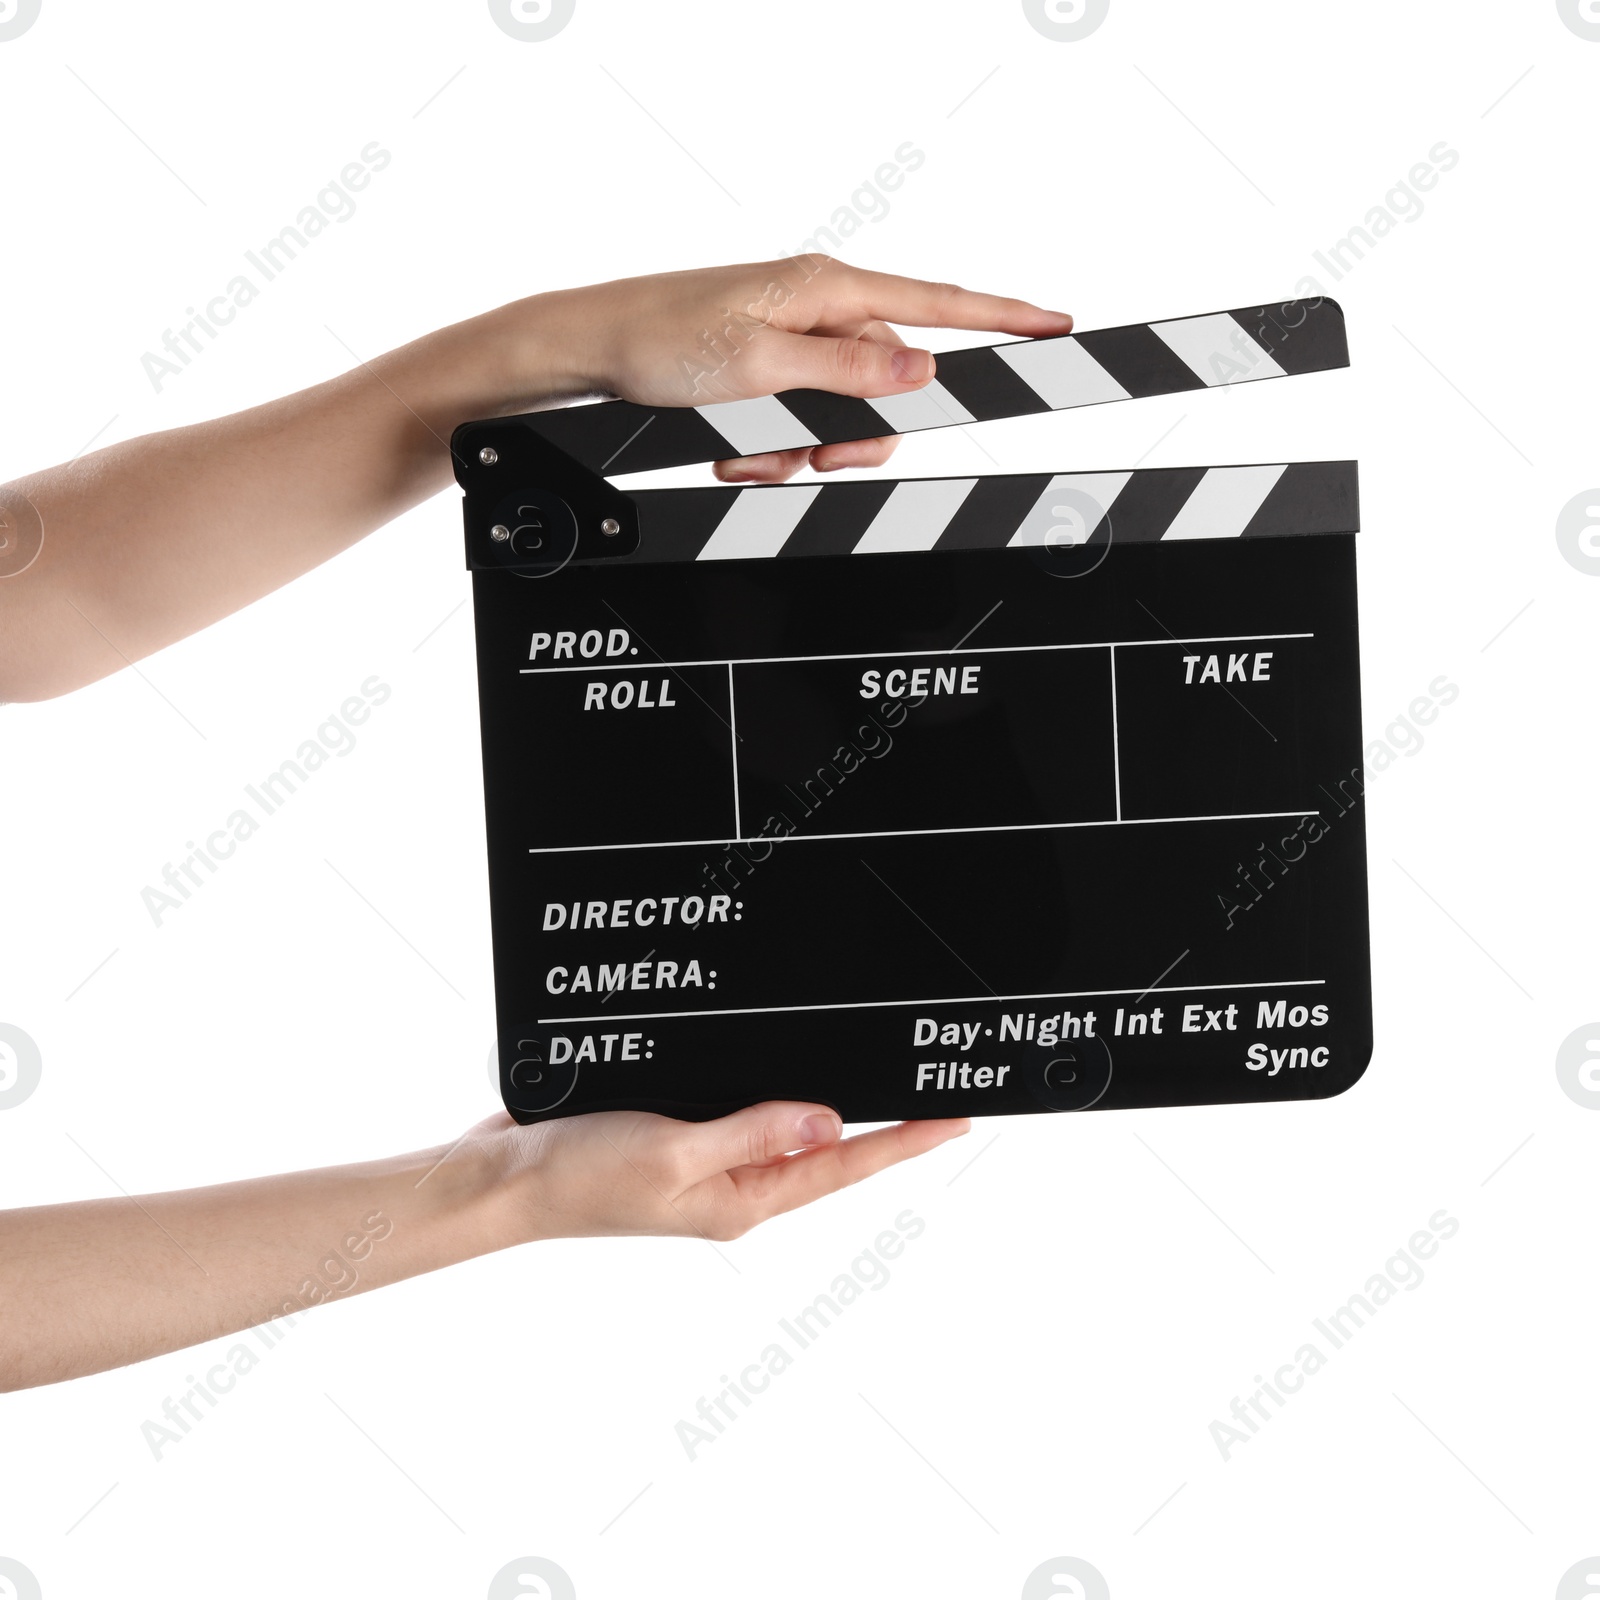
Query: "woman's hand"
477 1101 971 1244
498 256 1072 483
0 1102 968 1389
0 256 1068 700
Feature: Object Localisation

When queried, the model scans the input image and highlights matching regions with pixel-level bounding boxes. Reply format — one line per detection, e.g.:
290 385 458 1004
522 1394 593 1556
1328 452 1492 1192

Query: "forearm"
0 296 584 701
0 1137 517 1391
0 1097 968 1390
0 261 1071 701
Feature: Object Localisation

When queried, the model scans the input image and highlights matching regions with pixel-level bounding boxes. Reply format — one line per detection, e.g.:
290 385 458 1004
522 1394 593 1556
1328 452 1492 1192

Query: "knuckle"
781 253 848 301
785 251 841 274
704 1209 751 1243
650 1158 689 1197
731 348 781 397
744 1120 787 1166
643 1133 692 1191
833 338 881 387
929 279 964 318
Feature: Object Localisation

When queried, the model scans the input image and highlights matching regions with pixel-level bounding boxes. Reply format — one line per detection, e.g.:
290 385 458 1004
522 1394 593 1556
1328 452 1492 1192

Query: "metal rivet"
600 517 621 537
479 446 499 465
490 524 511 542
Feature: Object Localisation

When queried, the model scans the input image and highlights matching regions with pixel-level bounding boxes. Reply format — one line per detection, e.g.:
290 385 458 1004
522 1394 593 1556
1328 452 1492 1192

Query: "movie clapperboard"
453 298 1371 1124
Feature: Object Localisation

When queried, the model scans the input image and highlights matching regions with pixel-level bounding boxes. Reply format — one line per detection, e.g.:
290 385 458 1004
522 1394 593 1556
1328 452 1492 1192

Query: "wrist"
474 289 604 412
452 1122 558 1252
384 1130 528 1261
380 297 588 448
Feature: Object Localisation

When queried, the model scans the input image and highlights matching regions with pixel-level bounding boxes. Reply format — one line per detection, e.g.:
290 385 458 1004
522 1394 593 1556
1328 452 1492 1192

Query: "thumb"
679 1101 844 1181
741 327 935 401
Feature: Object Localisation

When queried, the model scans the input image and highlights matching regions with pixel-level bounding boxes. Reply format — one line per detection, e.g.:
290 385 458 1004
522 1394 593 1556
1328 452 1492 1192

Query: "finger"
819 263 1072 337
810 435 899 473
713 447 813 484
737 326 936 402
730 1118 971 1221
677 1100 845 1183
710 321 907 473
807 325 902 471
810 317 905 350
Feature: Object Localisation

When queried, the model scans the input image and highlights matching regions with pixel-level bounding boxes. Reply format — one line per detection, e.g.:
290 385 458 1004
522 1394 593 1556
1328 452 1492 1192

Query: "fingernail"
890 347 933 384
799 1112 841 1145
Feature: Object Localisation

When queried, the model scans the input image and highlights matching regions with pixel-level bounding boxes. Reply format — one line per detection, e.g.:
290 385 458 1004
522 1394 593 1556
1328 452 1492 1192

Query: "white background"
2 1 1597 1596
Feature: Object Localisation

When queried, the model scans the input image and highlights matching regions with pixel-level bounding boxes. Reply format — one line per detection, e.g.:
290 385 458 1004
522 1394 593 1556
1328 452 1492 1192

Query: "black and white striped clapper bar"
454 298 1371 1124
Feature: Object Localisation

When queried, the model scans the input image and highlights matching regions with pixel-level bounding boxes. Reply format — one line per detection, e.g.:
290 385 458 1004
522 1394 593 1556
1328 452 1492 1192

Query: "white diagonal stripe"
1161 465 1288 541
695 394 820 456
994 338 1131 409
697 486 822 560
864 380 976 435
1151 313 1287 387
853 478 978 554
1007 473 1133 547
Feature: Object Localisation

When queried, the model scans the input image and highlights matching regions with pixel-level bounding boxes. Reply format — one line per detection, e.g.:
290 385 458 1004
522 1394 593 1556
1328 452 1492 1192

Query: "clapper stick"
491 298 1347 475
452 298 1350 570
452 297 1370 1125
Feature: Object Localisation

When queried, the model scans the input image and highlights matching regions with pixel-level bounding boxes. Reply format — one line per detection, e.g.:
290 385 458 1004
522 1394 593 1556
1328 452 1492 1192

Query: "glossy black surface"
471 532 1371 1123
